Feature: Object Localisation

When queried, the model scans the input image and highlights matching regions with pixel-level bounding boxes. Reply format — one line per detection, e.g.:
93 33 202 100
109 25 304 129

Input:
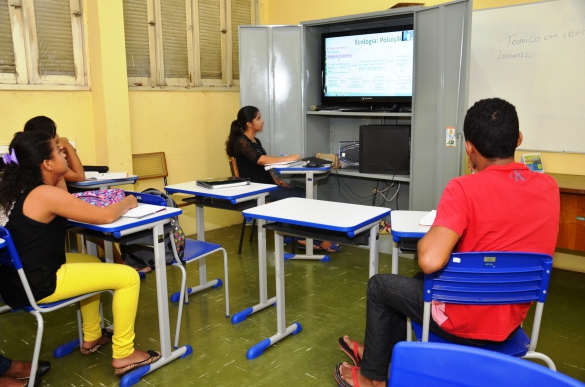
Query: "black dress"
0 187 67 308
232 135 274 184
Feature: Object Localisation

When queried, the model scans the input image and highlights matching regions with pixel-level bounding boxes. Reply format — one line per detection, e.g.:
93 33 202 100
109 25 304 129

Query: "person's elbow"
416 226 460 274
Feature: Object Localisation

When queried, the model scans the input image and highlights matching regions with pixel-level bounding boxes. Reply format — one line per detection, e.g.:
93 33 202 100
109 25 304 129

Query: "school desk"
164 182 277 315
68 206 191 387
241 197 389 359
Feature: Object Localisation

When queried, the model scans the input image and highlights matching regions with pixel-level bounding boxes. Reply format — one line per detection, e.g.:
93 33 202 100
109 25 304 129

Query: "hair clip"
2 148 18 165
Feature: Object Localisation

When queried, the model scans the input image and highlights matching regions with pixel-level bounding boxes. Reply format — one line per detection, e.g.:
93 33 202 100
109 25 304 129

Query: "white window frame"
127 0 257 89
0 0 87 88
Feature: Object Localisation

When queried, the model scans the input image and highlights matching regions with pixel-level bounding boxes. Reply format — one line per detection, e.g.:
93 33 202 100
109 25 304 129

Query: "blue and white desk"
242 198 389 359
272 165 331 260
67 175 139 191
390 210 431 275
164 182 277 317
68 206 191 387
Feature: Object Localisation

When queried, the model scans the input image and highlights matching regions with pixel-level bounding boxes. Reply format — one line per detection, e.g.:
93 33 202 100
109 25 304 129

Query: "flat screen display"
322 26 414 109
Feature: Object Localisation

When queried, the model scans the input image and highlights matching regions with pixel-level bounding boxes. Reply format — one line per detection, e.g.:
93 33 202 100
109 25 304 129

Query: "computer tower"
359 125 410 175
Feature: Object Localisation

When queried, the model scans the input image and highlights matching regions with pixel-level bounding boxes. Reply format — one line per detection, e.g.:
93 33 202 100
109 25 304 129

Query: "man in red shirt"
335 98 560 387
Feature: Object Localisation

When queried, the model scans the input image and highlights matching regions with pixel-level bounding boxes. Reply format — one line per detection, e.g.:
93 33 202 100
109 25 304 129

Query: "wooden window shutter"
230 0 251 80
33 0 75 76
0 1 15 74
123 0 151 78
198 0 221 80
160 0 188 79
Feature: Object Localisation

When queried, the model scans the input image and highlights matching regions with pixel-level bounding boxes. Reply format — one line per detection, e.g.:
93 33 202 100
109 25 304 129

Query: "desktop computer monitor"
359 125 410 175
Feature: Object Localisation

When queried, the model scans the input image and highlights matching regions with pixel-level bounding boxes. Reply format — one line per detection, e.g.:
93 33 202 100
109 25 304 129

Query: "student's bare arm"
417 226 460 274
257 154 301 165
59 137 86 182
25 185 137 224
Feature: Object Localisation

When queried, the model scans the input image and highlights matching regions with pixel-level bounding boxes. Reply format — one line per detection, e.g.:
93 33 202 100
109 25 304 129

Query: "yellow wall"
0 0 582 238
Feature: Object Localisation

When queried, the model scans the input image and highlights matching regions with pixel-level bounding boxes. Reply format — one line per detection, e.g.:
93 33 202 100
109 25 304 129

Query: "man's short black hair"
463 98 519 159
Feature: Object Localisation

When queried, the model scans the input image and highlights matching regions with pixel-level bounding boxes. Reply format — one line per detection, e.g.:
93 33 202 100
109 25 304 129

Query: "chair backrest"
420 251 553 345
0 227 43 310
124 191 167 207
132 152 168 185
423 252 553 305
229 157 239 178
389 342 585 387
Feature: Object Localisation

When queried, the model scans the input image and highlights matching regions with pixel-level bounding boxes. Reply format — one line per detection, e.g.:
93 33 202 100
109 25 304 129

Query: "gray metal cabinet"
239 25 304 157
239 0 471 210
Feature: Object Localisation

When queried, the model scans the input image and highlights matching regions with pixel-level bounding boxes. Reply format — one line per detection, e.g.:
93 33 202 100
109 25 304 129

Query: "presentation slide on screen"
324 31 414 97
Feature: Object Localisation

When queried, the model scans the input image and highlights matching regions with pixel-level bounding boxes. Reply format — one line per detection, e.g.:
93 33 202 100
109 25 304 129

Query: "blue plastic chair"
410 251 556 369
0 227 112 387
127 192 230 349
389 342 585 387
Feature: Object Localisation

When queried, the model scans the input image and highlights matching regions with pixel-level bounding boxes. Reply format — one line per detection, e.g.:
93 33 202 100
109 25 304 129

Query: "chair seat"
411 320 530 357
182 239 222 263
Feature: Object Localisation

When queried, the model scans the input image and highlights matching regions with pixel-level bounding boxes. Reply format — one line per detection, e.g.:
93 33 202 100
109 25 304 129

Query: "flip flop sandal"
321 242 342 253
80 328 113 355
334 363 361 387
338 337 362 366
114 350 161 376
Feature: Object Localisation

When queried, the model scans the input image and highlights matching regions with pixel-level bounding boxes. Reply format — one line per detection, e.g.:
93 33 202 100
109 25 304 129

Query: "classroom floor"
1 224 584 386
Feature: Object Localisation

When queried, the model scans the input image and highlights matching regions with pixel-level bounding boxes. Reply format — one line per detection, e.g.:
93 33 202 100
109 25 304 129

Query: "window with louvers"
123 0 151 79
34 0 76 77
161 0 188 80
0 1 16 75
230 0 251 80
198 0 222 80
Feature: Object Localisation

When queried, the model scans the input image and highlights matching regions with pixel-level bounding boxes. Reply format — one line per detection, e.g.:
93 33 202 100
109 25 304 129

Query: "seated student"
23 116 129 267
23 116 85 189
334 98 560 387
0 355 50 387
226 106 341 252
0 131 160 376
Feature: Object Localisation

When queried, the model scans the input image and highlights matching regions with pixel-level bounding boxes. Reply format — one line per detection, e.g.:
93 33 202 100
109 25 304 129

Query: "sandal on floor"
114 350 161 376
338 337 362 367
80 328 113 355
297 240 342 253
334 363 361 387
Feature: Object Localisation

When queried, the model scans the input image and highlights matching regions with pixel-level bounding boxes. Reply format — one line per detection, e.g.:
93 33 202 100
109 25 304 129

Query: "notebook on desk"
302 157 332 167
196 177 250 189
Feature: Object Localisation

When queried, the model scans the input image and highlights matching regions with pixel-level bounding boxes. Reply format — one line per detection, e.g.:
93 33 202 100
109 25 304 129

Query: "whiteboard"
469 0 585 153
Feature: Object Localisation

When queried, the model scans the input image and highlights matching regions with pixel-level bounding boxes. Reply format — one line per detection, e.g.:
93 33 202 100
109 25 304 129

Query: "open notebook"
122 204 167 219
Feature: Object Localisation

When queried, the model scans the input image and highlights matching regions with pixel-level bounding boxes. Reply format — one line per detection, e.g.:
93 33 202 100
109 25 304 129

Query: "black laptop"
196 177 250 189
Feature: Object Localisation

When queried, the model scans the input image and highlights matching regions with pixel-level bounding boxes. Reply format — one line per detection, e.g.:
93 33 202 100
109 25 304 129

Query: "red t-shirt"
432 162 559 341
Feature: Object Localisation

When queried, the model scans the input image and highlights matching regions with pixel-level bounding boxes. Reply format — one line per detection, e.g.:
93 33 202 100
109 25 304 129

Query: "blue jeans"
268 185 305 201
361 272 494 381
0 354 11 376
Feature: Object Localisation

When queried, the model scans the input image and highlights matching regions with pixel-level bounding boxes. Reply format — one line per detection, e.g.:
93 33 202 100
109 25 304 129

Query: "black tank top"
0 187 67 308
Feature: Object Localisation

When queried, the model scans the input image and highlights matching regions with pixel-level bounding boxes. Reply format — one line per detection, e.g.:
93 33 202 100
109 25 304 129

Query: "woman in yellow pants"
0 131 159 376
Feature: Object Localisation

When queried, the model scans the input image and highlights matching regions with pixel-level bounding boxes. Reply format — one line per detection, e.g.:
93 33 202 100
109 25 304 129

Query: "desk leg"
119 223 192 387
181 205 219 302
392 237 400 275
246 232 301 359
231 196 277 324
104 241 114 263
369 225 379 278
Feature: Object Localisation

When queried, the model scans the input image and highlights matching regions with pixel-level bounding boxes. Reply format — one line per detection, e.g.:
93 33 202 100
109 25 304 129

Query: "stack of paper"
419 210 436 226
264 160 304 170
85 171 129 180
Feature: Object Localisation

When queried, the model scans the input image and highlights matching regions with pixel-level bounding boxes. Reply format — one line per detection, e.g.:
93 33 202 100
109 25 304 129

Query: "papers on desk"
196 177 250 189
85 171 129 180
122 204 166 218
264 160 305 170
419 210 436 226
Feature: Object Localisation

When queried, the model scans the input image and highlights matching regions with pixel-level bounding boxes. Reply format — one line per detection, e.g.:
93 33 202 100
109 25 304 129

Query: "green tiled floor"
1 224 584 386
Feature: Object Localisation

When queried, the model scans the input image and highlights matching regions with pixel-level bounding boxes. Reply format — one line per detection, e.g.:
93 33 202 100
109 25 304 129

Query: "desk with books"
164 182 278 311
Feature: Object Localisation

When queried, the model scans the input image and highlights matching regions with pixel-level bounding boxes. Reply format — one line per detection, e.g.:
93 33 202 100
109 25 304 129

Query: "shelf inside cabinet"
307 111 412 118
330 168 411 182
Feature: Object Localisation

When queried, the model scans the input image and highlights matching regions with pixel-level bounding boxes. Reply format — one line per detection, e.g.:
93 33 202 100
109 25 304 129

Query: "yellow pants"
39 254 140 359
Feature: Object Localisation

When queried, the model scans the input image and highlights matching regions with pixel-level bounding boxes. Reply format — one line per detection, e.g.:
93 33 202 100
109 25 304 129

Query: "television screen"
322 26 414 110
